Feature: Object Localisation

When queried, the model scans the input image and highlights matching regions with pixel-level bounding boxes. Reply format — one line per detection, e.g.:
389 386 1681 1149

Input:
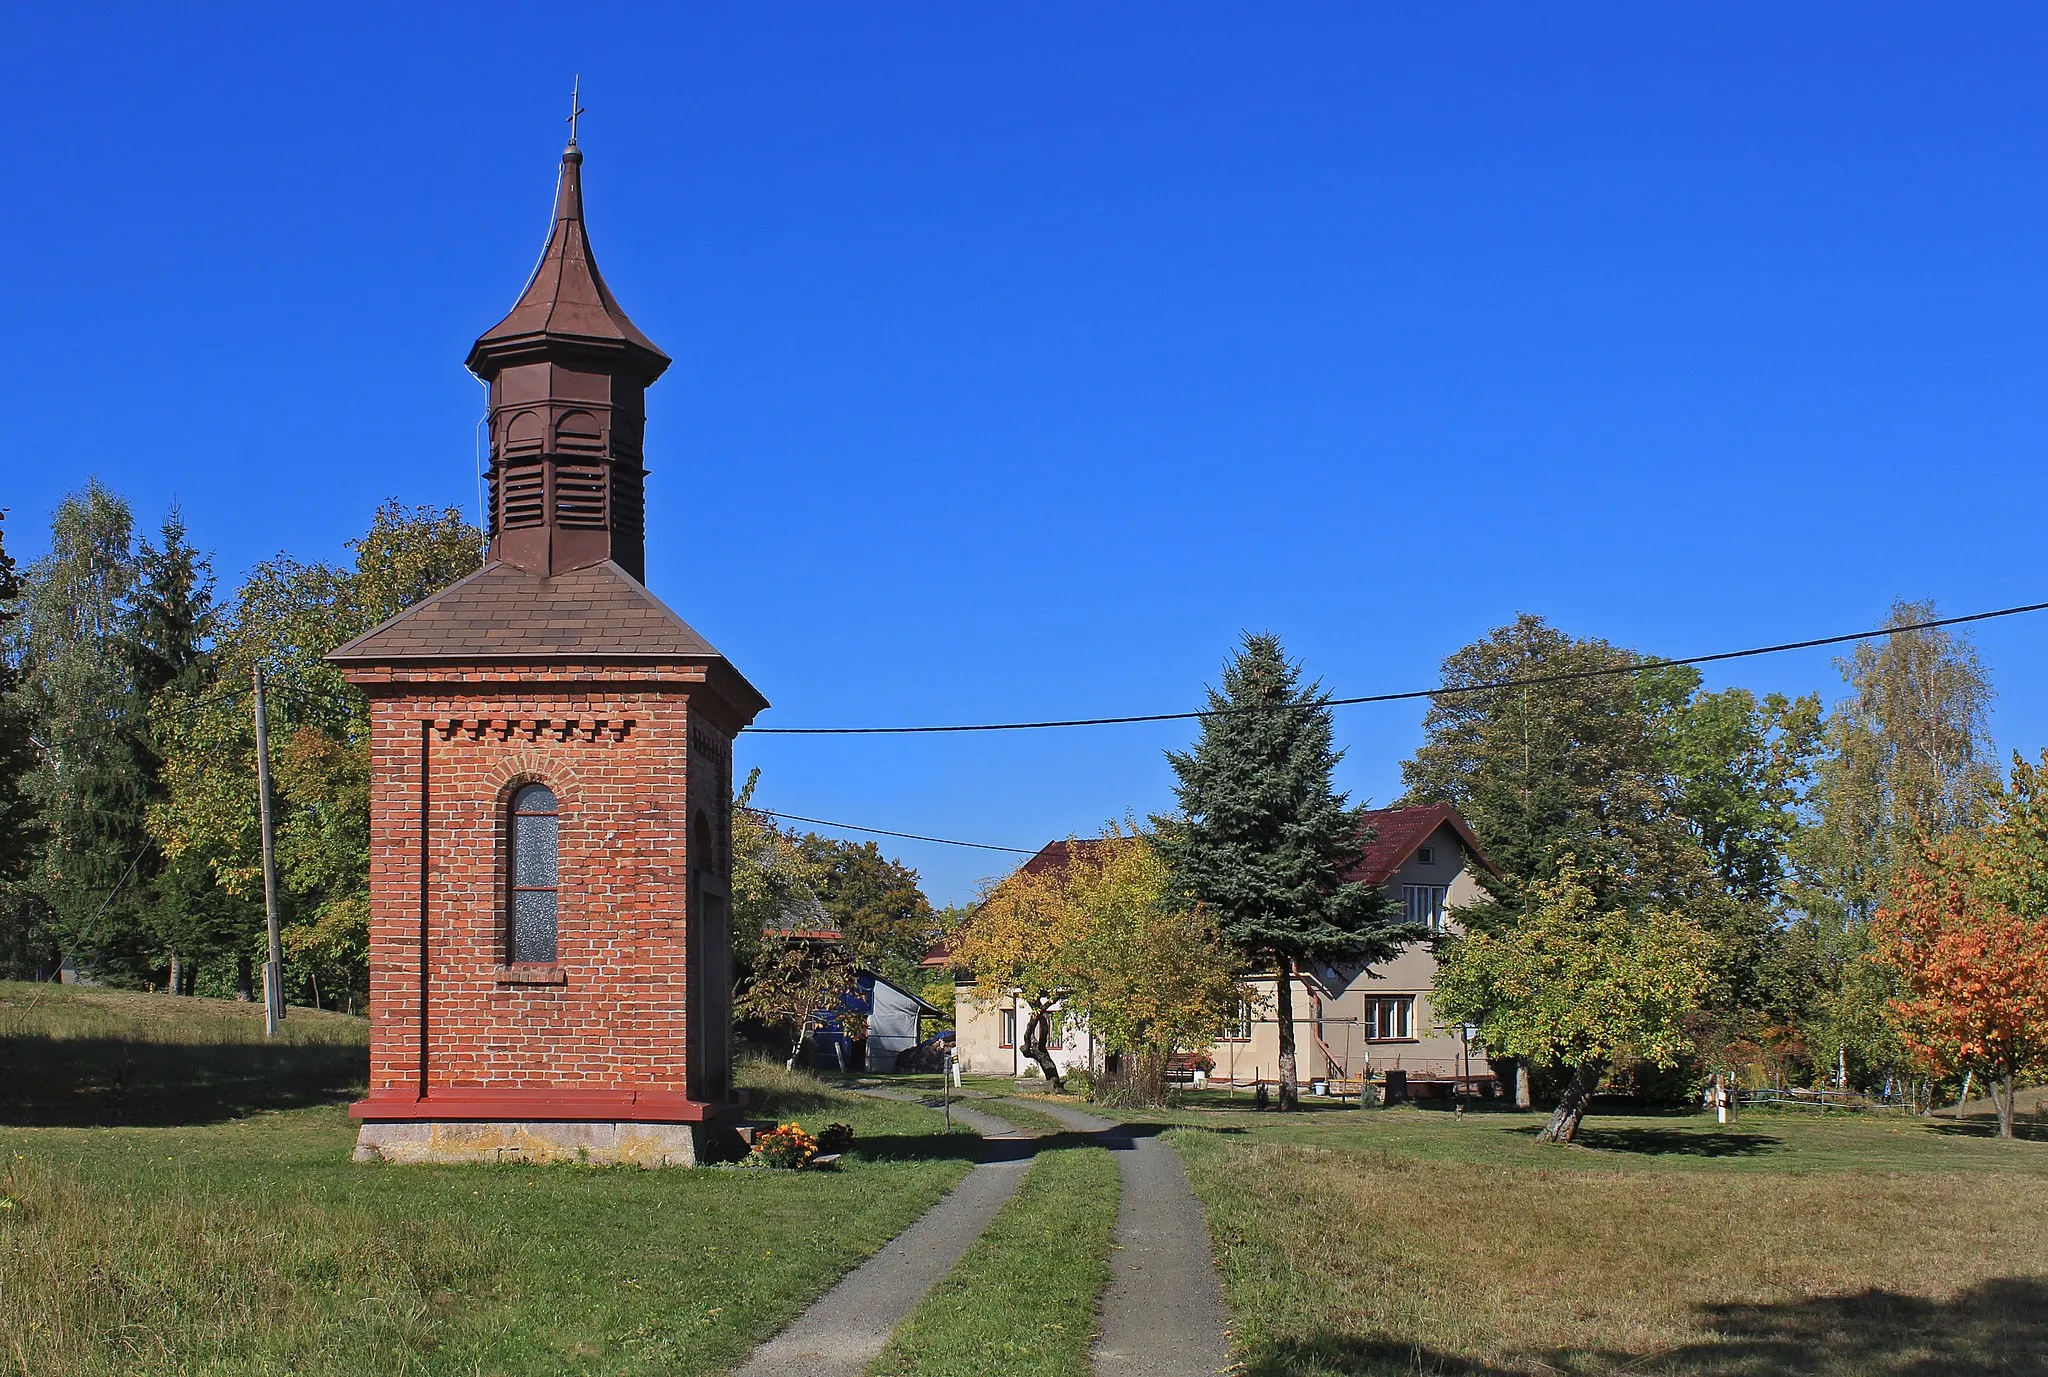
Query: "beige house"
938 805 1498 1092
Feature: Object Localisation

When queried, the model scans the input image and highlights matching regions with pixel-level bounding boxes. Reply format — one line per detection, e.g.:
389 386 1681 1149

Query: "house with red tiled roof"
935 804 1498 1095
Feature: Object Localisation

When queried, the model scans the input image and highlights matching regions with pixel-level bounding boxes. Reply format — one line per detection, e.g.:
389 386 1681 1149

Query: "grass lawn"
1159 1101 2048 1376
0 982 976 1377
870 1141 1118 1377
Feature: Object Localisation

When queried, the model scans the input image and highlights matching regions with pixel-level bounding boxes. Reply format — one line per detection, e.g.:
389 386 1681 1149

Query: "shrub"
749 1122 819 1170
817 1122 854 1154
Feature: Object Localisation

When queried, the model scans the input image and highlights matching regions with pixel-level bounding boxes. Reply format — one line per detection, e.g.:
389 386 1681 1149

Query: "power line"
744 806 1038 855
746 598 2048 736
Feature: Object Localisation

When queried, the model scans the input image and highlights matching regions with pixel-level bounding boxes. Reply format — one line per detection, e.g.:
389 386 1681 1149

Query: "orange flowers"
749 1122 820 1170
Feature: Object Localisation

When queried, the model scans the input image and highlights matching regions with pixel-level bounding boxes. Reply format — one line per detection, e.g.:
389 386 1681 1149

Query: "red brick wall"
349 664 735 1105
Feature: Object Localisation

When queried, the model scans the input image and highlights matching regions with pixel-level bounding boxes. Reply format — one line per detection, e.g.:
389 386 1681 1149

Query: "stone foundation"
353 1119 702 1167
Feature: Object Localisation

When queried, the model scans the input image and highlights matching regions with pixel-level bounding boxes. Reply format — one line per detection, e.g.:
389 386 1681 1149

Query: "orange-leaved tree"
1871 758 2048 1139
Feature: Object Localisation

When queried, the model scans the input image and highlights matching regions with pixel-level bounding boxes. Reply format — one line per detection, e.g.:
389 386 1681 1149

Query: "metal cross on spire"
567 76 585 146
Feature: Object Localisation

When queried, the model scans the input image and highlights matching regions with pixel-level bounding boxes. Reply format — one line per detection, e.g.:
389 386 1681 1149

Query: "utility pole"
253 665 286 1036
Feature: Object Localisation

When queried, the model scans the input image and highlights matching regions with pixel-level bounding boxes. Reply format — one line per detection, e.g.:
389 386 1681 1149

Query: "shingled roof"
328 558 744 668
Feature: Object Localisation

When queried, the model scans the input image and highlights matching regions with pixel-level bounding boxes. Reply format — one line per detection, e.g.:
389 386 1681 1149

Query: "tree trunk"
235 951 254 1002
1994 1071 2016 1140
167 952 183 997
1022 1002 1064 1090
1274 957 1299 1111
1535 1059 1606 1144
1514 1058 1532 1110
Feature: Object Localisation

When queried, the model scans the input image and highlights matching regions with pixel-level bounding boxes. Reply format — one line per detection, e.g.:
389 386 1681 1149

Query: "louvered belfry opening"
468 140 670 582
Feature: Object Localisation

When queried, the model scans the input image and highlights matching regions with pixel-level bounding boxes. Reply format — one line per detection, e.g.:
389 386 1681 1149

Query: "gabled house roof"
1353 803 1498 883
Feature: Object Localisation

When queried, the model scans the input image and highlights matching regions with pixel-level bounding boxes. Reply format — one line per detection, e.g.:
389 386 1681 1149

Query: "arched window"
508 783 559 964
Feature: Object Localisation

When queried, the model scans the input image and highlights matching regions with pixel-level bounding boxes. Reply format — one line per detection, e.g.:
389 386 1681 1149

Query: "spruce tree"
1156 633 1415 1110
0 509 47 977
128 510 218 991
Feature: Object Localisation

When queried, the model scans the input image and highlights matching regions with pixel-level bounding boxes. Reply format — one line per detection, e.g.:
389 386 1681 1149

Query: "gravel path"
732 1089 1235 1377
1002 1098 1235 1376
731 1092 1032 1377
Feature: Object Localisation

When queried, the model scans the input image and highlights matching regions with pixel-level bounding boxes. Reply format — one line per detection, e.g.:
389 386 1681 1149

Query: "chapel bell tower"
330 121 767 1168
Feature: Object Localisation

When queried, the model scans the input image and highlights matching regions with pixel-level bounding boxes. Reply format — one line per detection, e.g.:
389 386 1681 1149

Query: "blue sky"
9 6 2048 903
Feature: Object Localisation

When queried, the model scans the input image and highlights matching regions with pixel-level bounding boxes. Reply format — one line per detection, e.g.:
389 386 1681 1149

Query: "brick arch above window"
481 749 588 807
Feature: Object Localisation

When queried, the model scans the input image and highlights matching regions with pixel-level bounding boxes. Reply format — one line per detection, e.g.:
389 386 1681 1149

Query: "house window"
508 783 559 964
1221 999 1255 1041
1363 996 1414 1041
1000 1007 1017 1048
1417 846 1436 866
1404 884 1449 934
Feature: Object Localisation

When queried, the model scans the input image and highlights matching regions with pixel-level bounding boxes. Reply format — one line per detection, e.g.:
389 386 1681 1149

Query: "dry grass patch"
1176 1129 2048 1375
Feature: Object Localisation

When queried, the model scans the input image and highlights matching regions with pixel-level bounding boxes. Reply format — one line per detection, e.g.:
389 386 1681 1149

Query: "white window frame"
1404 883 1449 934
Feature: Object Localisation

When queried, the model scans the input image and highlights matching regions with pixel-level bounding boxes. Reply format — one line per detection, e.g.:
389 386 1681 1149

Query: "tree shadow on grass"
1501 1123 1781 1158
847 1125 1121 1167
1246 1278 2048 1375
1926 1118 2048 1144
0 1034 367 1127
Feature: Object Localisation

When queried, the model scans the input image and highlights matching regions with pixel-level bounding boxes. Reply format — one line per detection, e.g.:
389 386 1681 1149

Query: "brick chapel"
330 130 767 1166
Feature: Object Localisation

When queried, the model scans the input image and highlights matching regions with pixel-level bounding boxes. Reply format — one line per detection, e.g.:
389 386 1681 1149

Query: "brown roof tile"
328 559 741 668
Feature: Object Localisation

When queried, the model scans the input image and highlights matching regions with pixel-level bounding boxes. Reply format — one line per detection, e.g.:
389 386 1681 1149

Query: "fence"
1737 1085 1920 1114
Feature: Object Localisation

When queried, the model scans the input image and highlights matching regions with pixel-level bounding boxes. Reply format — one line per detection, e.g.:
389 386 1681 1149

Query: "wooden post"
253 665 286 1036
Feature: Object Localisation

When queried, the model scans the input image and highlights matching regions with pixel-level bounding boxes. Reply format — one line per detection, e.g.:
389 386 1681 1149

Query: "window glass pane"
513 783 557 813
511 889 557 964
513 812 558 888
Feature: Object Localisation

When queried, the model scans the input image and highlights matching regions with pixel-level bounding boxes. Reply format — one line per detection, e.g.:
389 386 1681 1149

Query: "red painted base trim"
349 1087 745 1124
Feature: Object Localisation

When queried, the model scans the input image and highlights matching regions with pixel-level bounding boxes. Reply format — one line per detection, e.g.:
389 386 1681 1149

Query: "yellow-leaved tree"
953 823 1249 1100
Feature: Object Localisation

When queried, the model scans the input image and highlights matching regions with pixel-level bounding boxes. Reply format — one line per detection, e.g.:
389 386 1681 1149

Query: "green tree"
1401 616 1825 1102
125 511 221 993
10 481 154 980
1401 617 1721 928
0 508 45 977
148 502 480 1006
797 834 940 990
1652 675 1826 1024
728 771 830 973
1433 857 1714 1143
1157 634 1414 1111
1790 600 1997 1089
